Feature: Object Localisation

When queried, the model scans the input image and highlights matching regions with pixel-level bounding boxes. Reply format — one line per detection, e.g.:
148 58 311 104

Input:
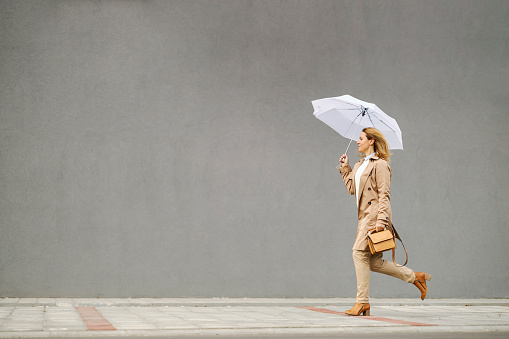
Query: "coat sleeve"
338 164 355 195
375 160 392 228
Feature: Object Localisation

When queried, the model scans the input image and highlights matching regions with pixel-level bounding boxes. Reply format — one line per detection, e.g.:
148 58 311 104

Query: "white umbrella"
312 94 403 154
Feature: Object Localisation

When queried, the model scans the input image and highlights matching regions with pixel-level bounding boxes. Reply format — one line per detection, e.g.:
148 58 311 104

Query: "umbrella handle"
339 153 348 164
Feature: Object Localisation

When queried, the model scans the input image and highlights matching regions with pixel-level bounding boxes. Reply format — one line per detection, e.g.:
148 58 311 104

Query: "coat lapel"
356 157 377 204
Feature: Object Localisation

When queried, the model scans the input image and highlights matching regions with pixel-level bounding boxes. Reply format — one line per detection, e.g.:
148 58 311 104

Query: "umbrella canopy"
312 94 403 151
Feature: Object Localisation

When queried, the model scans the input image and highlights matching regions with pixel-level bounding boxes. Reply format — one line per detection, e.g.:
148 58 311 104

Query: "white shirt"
355 153 376 207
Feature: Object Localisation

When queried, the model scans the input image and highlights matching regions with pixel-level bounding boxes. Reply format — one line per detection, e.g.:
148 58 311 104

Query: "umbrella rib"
369 112 397 133
343 111 363 138
379 119 397 133
335 98 363 110
367 111 377 129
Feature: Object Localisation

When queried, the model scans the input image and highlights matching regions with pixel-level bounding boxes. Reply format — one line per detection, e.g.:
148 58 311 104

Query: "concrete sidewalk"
0 298 508 337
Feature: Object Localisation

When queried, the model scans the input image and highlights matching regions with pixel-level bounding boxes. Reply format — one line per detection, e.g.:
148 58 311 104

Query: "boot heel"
363 309 370 316
345 303 370 316
425 273 431 281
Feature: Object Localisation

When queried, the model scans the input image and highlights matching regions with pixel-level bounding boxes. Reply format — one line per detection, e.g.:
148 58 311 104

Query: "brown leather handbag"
366 224 408 266
367 229 395 254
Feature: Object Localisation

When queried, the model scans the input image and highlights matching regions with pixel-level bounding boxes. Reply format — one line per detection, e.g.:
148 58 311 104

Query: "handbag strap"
389 223 408 267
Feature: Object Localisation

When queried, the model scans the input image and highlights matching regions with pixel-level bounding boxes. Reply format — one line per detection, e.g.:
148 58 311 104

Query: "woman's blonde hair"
360 127 392 163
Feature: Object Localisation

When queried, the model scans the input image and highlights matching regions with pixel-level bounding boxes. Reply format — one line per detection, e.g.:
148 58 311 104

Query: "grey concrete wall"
1 0 508 298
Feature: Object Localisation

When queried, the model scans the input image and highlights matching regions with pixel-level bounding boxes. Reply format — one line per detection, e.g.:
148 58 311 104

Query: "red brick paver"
75 306 116 331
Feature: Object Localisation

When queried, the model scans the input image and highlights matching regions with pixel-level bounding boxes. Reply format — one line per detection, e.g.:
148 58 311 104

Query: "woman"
338 127 430 316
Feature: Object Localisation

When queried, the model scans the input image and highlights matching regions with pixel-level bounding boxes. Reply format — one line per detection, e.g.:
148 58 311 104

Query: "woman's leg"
369 252 415 283
352 250 371 303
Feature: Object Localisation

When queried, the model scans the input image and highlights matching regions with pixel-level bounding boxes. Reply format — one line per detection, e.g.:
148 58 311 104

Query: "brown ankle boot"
413 272 431 300
345 302 370 316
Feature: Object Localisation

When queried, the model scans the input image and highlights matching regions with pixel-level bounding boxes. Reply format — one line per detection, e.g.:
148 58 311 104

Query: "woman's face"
357 132 373 154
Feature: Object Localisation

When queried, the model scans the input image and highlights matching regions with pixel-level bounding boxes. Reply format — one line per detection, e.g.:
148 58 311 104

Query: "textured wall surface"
1 0 508 298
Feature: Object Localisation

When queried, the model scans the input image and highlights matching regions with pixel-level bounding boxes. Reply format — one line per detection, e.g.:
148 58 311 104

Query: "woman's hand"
339 153 349 166
375 226 385 232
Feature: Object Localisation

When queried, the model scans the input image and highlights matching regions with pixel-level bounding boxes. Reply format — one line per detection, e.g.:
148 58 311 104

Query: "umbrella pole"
344 137 355 155
339 132 357 163
341 112 365 162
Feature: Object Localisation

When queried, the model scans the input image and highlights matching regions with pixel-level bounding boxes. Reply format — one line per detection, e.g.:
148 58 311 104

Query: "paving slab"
0 299 507 337
2 297 509 307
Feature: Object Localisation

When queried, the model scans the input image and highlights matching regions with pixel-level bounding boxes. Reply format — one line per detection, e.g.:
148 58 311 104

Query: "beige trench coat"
338 156 392 251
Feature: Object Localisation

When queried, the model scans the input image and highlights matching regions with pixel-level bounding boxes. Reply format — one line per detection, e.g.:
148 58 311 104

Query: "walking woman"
338 127 430 316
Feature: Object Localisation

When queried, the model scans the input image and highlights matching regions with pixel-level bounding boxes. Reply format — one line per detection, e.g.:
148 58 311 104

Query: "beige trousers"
353 250 416 303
